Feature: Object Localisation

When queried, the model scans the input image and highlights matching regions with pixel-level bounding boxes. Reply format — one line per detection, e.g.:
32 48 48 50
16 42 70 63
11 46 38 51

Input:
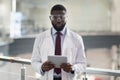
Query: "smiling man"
31 4 86 80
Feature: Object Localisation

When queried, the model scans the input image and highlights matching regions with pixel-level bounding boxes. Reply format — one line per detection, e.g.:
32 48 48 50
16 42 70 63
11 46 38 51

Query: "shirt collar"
51 27 66 35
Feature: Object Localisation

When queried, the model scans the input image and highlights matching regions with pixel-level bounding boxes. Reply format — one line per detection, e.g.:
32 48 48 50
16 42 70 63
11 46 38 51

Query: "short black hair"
50 4 66 14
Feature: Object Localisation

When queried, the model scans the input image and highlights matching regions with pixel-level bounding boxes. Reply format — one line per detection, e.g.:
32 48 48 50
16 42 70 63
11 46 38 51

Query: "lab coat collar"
46 27 71 38
51 27 66 36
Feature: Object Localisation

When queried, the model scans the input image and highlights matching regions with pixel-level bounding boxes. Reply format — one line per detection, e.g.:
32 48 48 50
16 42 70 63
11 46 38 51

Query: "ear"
49 16 52 20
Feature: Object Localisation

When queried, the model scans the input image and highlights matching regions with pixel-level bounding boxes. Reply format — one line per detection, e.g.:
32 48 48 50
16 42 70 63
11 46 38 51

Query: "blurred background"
0 0 120 80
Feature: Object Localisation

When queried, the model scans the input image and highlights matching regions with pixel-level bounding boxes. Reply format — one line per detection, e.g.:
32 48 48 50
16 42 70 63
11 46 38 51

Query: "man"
31 4 86 80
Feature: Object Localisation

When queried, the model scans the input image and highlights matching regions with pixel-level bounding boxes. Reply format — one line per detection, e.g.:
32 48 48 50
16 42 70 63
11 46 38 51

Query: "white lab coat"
31 29 86 80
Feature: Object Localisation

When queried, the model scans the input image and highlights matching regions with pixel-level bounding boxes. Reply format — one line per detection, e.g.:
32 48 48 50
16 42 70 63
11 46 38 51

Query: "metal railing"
0 56 120 80
86 67 120 76
0 56 31 65
0 56 31 80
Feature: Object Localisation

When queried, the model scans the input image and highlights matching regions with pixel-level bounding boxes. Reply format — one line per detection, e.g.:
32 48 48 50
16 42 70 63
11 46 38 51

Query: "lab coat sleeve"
72 36 86 74
31 37 45 75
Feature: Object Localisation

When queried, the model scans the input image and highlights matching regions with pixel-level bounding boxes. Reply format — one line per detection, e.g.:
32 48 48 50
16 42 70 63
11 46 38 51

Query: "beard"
52 23 66 31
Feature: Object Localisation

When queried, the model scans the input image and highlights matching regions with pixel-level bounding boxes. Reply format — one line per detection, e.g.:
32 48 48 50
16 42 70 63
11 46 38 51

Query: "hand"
60 63 72 73
42 61 55 72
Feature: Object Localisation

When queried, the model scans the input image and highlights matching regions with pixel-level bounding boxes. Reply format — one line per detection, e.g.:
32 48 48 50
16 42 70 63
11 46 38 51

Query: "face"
50 10 66 31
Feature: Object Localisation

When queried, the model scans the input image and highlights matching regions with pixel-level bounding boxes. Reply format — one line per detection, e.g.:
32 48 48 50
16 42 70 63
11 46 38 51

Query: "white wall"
0 0 11 34
111 0 120 32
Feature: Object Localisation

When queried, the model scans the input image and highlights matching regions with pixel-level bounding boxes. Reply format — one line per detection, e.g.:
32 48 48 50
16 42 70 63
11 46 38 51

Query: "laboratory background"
0 0 120 80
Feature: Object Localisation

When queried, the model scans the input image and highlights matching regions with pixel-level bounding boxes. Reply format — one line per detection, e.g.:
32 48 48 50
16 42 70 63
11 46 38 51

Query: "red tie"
54 32 61 74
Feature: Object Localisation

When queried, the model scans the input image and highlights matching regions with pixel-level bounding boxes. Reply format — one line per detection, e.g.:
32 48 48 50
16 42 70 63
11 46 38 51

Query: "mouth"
55 23 62 28
56 22 62 25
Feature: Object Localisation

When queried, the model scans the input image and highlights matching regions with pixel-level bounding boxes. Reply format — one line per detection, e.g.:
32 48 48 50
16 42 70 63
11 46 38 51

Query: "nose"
56 17 62 22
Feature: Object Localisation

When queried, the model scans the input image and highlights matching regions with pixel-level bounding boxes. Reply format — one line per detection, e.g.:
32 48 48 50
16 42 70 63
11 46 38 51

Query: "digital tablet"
48 55 67 68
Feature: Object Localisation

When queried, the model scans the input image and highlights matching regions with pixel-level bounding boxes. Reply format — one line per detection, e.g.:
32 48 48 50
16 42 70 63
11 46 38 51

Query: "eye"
50 15 66 20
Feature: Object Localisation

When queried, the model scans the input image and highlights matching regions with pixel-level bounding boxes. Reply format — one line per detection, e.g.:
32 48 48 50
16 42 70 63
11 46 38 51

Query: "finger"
61 63 66 66
60 63 66 68
48 63 55 68
67 63 72 66
49 62 55 66
63 68 70 72
44 66 52 71
49 64 55 69
65 68 72 72
64 66 72 71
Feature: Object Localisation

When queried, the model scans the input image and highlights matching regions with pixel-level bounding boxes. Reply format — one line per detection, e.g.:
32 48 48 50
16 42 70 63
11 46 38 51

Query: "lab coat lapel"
46 29 54 56
62 29 77 64
62 29 74 56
